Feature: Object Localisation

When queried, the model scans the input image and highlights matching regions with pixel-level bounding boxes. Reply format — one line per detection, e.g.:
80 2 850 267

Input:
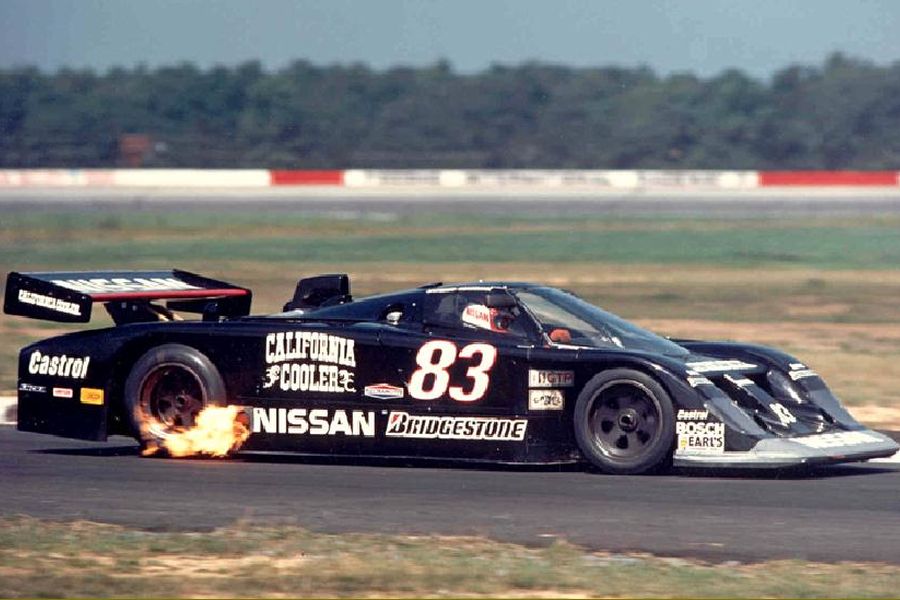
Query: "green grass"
1 517 898 598
5 216 900 269
6 209 900 270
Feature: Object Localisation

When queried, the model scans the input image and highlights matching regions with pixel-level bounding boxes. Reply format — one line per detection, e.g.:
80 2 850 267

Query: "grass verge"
0 517 898 598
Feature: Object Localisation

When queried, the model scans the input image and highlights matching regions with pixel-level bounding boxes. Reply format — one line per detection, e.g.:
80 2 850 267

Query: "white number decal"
769 402 797 426
450 343 497 402
408 341 497 402
408 340 457 400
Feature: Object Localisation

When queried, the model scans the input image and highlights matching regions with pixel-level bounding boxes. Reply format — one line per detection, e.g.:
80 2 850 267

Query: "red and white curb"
1 169 899 190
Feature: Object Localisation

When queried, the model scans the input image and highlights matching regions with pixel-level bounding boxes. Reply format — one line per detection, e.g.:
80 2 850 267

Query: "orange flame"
145 405 250 458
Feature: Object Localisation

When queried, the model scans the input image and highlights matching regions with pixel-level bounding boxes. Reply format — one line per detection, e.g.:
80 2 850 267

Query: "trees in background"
1 54 898 168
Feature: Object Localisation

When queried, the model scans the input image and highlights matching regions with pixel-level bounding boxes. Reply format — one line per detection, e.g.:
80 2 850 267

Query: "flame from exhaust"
146 405 250 458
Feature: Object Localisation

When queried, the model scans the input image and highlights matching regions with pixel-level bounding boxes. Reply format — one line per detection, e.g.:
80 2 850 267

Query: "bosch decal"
385 411 527 441
675 420 725 454
52 387 73 398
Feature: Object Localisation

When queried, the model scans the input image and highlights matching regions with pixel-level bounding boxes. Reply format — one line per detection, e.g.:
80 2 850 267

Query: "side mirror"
485 293 517 309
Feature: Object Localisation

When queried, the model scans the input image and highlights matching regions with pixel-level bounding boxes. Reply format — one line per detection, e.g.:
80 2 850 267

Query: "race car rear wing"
4 270 252 324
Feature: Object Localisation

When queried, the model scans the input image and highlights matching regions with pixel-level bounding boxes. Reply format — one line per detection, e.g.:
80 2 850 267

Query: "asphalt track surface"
4 187 900 218
2 426 899 564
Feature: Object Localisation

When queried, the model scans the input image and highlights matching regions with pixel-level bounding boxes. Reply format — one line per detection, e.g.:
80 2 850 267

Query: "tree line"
1 53 898 169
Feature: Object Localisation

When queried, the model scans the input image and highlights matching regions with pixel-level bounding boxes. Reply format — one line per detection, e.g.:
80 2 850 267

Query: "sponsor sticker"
687 375 713 388
677 409 708 420
364 383 405 400
18 382 46 393
528 369 574 388
528 389 564 411
788 369 818 381
461 304 493 330
252 407 375 437
27 351 90 379
52 387 73 398
17 289 82 316
52 277 199 294
723 374 754 387
675 420 725 455
685 360 756 373
385 411 527 441
80 387 104 405
793 430 882 449
262 332 356 394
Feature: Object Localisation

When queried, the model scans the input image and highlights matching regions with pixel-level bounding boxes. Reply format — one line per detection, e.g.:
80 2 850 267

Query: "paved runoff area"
0 425 898 564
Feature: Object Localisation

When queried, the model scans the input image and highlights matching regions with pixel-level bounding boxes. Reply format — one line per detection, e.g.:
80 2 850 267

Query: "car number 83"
408 340 497 402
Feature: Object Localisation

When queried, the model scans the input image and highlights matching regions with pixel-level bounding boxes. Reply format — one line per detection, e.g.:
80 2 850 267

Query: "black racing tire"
124 344 226 447
573 368 675 475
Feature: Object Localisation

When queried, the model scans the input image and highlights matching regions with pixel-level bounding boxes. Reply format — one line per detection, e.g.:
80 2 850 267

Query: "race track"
4 187 900 218
3 188 900 564
2 426 898 564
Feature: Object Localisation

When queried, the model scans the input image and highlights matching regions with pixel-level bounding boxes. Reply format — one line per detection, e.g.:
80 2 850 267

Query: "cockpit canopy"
275 276 687 357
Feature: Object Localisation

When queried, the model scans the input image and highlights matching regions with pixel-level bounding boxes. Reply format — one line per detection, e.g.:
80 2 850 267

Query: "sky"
2 0 899 79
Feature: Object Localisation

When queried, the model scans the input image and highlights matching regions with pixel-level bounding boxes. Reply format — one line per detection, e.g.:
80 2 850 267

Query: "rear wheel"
124 344 226 449
574 369 675 474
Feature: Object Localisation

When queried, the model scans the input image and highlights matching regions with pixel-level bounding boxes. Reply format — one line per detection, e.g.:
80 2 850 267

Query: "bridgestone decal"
385 411 527 441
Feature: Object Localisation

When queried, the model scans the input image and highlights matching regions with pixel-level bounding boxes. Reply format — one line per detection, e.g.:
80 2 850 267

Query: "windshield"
514 287 688 357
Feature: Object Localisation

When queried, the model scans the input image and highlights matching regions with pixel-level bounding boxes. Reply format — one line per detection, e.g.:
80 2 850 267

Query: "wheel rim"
139 364 205 432
587 380 662 461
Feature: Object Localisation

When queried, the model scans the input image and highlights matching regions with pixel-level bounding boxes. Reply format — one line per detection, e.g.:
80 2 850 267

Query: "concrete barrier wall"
0 169 897 189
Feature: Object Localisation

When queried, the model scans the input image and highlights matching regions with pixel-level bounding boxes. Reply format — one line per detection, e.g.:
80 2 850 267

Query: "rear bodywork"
7 271 897 469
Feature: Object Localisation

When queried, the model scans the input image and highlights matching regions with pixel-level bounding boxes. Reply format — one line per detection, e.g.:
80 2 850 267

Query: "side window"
423 291 535 340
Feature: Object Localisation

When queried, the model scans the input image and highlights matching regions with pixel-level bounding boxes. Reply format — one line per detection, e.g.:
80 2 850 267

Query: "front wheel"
124 344 226 449
573 368 675 474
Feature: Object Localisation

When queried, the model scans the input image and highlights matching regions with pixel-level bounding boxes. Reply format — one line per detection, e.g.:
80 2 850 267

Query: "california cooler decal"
385 411 527 441
17 290 82 317
262 332 356 393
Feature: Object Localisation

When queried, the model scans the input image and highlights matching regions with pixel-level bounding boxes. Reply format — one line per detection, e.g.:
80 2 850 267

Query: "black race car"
5 269 897 474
